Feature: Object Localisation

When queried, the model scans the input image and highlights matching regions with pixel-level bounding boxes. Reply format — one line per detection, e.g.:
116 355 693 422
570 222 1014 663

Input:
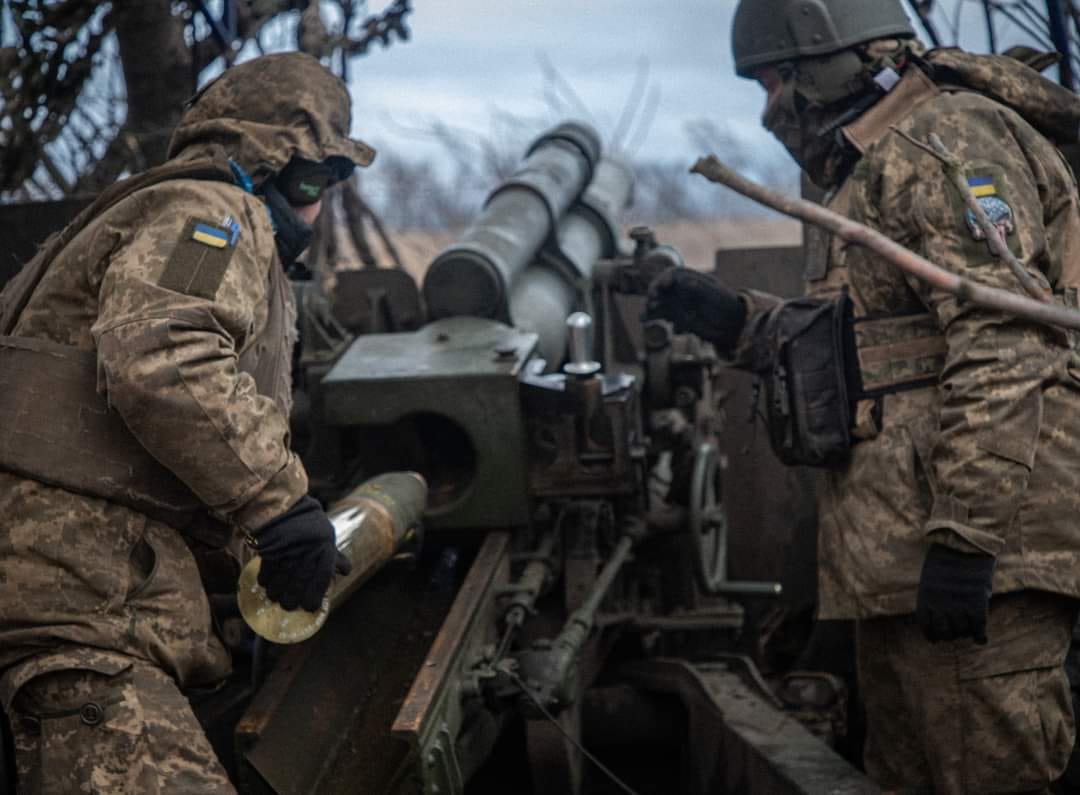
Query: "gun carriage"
0 121 873 795
212 121 876 795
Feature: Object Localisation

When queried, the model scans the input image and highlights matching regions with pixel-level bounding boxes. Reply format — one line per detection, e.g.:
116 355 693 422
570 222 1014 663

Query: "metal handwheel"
688 441 783 597
689 441 727 593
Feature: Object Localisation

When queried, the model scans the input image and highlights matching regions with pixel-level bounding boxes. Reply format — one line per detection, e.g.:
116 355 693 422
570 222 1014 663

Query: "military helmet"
732 0 916 77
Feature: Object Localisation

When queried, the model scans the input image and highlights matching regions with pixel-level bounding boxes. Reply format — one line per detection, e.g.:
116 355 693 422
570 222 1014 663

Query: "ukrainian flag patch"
962 173 1016 245
966 175 997 198
159 217 236 300
192 222 230 249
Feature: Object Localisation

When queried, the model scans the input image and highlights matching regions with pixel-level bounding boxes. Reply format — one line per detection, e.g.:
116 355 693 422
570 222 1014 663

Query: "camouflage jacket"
737 59 1080 619
0 53 364 686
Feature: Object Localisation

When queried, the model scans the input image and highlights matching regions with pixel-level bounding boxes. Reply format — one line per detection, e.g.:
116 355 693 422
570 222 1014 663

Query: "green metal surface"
321 317 538 529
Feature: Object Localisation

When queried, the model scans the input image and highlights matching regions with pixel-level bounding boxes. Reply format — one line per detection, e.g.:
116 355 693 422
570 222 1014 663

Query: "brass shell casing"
238 471 428 643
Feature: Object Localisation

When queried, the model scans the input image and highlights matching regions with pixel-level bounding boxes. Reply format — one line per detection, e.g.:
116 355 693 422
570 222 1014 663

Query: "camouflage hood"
167 52 375 187
925 48 1080 147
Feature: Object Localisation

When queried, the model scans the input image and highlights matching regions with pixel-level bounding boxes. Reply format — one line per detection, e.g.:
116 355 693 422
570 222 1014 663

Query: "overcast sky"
345 0 784 167
338 0 1025 170
3 0 1045 207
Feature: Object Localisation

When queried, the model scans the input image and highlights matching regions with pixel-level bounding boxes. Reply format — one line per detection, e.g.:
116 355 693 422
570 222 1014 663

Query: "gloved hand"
644 267 747 354
915 543 996 645
252 495 352 612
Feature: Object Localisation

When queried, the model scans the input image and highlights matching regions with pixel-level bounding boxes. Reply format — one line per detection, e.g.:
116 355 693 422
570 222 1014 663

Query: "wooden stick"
925 133 1049 302
690 155 1080 331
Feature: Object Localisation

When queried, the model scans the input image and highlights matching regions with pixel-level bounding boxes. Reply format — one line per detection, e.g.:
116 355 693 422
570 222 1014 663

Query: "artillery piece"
202 120 879 795
0 121 875 795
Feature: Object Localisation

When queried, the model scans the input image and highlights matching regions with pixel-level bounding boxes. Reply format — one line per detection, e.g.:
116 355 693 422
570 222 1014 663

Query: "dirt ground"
353 217 803 280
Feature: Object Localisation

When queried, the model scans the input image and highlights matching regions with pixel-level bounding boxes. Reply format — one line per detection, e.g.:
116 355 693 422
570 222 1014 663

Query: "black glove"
252 495 352 612
644 267 747 354
915 543 996 645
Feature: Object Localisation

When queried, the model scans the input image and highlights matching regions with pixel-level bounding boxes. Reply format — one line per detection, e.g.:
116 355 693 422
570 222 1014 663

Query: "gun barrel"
509 157 635 364
422 122 601 321
238 471 428 644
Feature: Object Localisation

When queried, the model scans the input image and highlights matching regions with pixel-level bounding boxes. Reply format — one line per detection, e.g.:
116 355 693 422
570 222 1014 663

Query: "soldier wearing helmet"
649 1 1080 790
0 52 373 792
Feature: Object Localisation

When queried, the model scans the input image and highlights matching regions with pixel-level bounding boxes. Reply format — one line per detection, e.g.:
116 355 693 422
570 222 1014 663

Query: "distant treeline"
356 117 800 230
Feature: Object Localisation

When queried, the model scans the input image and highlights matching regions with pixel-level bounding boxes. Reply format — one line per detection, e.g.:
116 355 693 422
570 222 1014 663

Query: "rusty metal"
496 529 558 659
234 549 460 795
522 369 643 499
392 533 512 793
516 533 635 713
615 659 879 795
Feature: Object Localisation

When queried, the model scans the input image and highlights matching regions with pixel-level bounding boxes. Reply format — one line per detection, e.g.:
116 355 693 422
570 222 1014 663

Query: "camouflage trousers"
858 590 1076 794
8 658 235 794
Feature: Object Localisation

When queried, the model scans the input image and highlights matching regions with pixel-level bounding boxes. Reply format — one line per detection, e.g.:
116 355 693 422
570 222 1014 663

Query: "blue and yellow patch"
160 217 236 300
966 175 997 198
192 222 230 249
963 174 1016 243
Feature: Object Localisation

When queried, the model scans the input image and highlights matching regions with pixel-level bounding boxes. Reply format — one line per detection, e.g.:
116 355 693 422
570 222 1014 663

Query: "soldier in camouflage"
648 2 1080 792
0 52 373 792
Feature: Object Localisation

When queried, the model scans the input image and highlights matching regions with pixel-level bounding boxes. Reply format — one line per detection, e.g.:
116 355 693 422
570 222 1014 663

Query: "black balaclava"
762 40 917 188
259 159 334 270
762 77 858 189
259 180 314 271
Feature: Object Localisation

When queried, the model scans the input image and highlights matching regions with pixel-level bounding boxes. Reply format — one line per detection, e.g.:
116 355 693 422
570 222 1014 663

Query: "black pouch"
760 295 853 467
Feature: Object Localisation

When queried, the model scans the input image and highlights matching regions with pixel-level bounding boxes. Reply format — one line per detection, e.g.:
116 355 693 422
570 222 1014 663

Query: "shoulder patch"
962 175 1016 242
191 222 229 248
159 217 237 300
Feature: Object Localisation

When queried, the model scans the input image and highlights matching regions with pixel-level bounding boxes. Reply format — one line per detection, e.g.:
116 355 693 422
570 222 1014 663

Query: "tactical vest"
801 67 947 438
805 63 1080 439
0 158 293 547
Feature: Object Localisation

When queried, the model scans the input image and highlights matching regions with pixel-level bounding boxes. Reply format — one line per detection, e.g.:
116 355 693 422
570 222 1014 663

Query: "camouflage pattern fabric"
168 51 375 188
858 591 1076 793
9 657 234 794
0 51 371 790
84 174 307 532
736 63 1080 620
926 48 1080 147
0 489 232 692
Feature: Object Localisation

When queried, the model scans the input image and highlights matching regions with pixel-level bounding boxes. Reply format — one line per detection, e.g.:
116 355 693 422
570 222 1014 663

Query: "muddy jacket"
0 53 368 691
736 52 1080 619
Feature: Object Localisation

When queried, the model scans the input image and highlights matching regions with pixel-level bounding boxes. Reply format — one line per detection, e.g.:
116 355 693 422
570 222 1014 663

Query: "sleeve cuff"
230 454 309 533
730 290 782 371
739 289 783 315
924 494 1004 557
926 526 999 557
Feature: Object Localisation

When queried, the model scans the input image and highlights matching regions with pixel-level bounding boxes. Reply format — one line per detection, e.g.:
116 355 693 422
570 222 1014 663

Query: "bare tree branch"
2 0 412 200
692 154 1080 330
